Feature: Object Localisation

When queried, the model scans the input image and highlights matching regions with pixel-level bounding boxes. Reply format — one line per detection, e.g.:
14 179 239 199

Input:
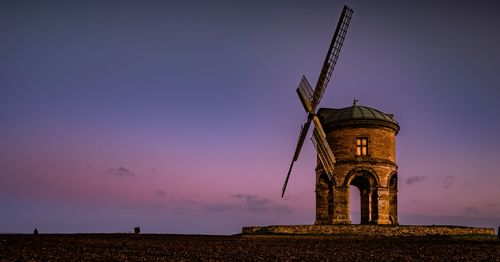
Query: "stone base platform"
242 224 496 237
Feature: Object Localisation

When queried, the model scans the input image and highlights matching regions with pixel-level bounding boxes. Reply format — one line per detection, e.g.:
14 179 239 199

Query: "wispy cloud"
406 176 427 185
155 190 167 197
442 175 455 189
205 202 233 212
205 194 292 214
172 198 197 206
464 206 479 215
106 166 135 177
234 194 292 213
143 197 198 211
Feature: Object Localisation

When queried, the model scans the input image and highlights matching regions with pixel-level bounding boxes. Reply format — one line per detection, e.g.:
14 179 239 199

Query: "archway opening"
347 171 377 224
350 173 372 224
389 173 398 224
349 185 361 224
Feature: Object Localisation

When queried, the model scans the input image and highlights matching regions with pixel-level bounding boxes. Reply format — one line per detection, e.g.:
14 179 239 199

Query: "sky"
1 0 499 234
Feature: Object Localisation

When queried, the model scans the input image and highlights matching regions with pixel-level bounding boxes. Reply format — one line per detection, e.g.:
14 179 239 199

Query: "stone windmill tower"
314 103 399 225
281 6 400 225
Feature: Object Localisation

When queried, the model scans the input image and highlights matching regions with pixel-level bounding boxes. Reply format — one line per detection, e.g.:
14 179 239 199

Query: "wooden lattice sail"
282 5 353 197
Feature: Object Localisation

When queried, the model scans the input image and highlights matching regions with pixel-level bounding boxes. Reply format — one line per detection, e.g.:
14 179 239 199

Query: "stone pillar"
360 188 371 224
328 186 335 222
389 189 398 225
370 187 378 223
315 189 329 224
332 186 350 224
375 187 391 224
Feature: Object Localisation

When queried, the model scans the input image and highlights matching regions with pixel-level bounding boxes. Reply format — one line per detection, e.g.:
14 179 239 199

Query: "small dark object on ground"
134 227 140 234
33 228 38 235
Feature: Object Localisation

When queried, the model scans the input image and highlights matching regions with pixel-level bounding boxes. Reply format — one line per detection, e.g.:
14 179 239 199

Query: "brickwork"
242 225 496 237
315 107 399 225
327 126 396 163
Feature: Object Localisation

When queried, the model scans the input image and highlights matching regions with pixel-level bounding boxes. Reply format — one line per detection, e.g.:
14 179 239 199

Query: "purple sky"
1 0 499 234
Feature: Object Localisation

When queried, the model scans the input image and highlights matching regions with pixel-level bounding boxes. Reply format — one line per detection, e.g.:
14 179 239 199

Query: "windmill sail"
296 76 314 113
311 6 353 111
311 116 336 178
282 118 312 197
281 5 353 198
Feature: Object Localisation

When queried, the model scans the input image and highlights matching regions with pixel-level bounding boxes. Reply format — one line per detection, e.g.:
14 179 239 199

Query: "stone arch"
316 173 336 186
388 172 398 225
344 168 379 224
387 171 397 188
315 173 334 225
343 167 380 188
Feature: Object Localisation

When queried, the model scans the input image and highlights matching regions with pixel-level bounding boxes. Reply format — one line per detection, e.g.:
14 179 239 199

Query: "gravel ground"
0 234 499 261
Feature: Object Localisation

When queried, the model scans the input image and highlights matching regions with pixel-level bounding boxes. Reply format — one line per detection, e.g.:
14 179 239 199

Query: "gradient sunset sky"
1 0 499 234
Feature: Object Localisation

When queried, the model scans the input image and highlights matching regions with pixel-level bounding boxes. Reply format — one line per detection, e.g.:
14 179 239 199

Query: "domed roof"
317 103 399 133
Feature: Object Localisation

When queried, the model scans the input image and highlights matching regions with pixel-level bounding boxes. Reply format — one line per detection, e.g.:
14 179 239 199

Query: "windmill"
281 5 353 198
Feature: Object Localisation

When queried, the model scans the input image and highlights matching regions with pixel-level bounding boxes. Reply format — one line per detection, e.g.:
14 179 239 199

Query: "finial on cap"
353 98 358 105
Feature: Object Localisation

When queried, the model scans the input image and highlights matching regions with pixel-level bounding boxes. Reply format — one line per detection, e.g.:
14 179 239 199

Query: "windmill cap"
317 104 400 134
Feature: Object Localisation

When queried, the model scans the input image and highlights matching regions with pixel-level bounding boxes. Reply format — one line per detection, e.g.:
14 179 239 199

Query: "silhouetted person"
33 228 38 235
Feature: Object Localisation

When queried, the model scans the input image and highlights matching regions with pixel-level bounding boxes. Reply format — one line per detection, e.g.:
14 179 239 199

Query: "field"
0 234 499 261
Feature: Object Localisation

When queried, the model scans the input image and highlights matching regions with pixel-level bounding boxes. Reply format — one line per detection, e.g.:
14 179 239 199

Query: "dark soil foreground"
0 234 499 261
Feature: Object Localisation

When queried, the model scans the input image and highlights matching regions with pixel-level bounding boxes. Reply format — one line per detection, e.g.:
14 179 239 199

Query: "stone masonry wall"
242 225 496 237
315 125 398 225
327 126 396 163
